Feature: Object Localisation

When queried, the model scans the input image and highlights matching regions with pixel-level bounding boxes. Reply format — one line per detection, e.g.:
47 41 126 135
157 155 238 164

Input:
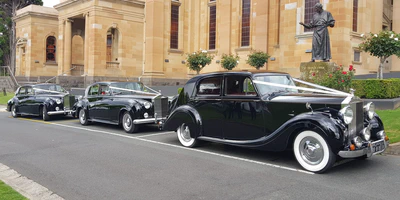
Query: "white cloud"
43 0 60 8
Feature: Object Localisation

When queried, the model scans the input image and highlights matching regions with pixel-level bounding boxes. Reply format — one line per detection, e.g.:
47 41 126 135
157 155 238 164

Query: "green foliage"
311 65 355 92
220 53 239 70
376 108 400 143
0 93 13 105
186 50 214 74
246 51 270 70
0 180 27 200
352 79 400 99
359 31 400 59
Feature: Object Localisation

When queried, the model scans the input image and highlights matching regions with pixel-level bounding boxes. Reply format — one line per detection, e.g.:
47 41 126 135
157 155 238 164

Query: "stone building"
13 0 399 86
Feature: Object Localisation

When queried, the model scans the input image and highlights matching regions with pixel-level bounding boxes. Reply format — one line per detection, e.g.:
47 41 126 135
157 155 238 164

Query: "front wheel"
122 111 138 133
177 123 197 148
11 105 19 118
42 106 50 121
79 109 90 125
293 130 336 173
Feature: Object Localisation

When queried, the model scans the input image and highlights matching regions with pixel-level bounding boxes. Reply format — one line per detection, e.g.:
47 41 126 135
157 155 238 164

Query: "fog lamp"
361 127 371 141
144 112 149 118
353 136 363 148
56 107 60 111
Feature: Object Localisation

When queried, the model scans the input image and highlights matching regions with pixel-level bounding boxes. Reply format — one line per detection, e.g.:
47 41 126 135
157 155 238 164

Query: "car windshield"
253 75 298 96
33 84 67 94
109 82 157 95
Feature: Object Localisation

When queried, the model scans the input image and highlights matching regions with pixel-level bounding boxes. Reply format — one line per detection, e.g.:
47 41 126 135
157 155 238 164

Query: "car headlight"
55 99 62 104
339 106 353 124
361 127 371 141
144 102 151 109
364 102 375 120
353 136 363 148
377 130 386 139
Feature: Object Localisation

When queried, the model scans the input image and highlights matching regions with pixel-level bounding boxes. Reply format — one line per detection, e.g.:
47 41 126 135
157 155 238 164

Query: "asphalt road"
1 112 400 200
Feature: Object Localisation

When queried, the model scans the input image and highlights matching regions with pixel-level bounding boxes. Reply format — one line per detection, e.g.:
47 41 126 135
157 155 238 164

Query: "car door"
24 86 38 115
97 84 115 121
191 76 224 138
222 75 265 140
16 87 29 113
87 84 102 119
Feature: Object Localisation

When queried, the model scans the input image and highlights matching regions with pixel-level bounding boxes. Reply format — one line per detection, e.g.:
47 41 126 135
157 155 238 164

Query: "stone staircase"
0 76 17 92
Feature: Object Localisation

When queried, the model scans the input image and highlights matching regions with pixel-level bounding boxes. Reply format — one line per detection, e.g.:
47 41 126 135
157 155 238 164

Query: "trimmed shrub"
352 79 400 99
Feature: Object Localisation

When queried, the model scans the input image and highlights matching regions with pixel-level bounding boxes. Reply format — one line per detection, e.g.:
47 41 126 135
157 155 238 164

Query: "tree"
0 0 43 73
186 50 214 74
246 51 270 70
220 53 239 70
359 31 400 79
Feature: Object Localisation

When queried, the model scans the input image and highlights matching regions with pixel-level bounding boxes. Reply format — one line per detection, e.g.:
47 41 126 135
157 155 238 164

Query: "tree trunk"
10 0 17 74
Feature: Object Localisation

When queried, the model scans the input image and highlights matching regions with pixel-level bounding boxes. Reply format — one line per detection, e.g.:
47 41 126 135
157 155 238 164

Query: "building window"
106 28 119 63
353 0 358 32
354 50 360 62
170 4 179 49
46 36 56 62
304 0 320 32
241 0 251 47
209 5 216 50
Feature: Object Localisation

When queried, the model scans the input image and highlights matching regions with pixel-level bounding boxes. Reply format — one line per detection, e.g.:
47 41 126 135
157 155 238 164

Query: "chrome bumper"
47 110 75 116
133 117 166 125
338 139 389 158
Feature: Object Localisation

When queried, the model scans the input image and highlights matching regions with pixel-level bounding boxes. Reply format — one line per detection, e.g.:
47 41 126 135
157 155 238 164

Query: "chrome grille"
153 96 168 118
348 100 364 138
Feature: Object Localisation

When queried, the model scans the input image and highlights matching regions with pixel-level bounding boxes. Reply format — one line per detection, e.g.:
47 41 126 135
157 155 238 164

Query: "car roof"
89 81 142 85
20 83 61 87
187 70 289 83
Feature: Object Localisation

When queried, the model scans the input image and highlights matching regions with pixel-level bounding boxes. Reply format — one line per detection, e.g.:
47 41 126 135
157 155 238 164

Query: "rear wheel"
11 105 19 118
79 109 89 125
177 123 197 147
42 106 50 121
293 130 336 173
122 111 138 133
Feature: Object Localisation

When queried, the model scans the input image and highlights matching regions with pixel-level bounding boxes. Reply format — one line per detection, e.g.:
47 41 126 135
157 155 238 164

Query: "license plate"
371 140 385 154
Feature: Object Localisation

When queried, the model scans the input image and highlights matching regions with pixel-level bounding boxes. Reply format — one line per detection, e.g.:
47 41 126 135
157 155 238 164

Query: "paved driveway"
1 112 400 200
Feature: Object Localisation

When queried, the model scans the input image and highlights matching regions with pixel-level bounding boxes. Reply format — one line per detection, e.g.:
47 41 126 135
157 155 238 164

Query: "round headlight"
339 106 354 124
364 102 375 120
144 102 151 109
377 131 386 139
361 127 371 141
353 136 363 148
55 99 62 104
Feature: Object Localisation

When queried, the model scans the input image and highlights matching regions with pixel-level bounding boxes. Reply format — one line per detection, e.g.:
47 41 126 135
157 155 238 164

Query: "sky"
43 0 60 8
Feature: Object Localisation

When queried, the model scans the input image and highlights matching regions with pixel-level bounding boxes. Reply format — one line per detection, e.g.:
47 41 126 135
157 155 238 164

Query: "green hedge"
352 79 400 99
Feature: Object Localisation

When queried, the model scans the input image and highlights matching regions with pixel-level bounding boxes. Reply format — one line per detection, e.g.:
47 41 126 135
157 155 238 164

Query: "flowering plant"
221 53 240 70
312 65 355 92
186 50 214 74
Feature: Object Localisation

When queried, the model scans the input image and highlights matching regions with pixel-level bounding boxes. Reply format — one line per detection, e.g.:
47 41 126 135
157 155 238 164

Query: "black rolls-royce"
7 83 76 121
74 82 168 133
163 71 389 173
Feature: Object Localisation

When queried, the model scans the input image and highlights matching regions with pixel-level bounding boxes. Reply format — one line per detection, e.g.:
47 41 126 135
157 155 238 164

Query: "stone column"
63 19 73 75
84 13 90 76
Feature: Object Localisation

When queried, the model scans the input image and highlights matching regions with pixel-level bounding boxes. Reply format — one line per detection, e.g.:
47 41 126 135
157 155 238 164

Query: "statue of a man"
299 3 335 62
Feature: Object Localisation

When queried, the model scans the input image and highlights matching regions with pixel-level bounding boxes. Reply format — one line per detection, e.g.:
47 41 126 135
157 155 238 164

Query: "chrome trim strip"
47 110 75 115
133 117 166 124
338 139 389 158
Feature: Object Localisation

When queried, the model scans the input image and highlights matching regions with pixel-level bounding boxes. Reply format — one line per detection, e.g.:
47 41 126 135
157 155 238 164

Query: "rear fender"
163 105 202 138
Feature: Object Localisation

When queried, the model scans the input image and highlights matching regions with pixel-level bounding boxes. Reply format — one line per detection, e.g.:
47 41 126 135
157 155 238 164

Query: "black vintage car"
163 71 389 173
75 82 168 133
7 83 76 121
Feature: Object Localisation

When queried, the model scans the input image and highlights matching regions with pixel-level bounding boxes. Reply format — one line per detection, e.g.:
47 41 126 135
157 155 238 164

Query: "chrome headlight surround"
361 127 371 141
144 101 151 109
353 136 363 148
377 130 386 140
339 106 354 124
55 98 62 104
364 102 375 120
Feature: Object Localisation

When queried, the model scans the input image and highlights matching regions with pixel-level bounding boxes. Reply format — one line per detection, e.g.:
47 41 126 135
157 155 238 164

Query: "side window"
197 77 222 96
226 76 256 96
26 87 34 95
99 85 111 95
89 85 99 96
18 87 26 95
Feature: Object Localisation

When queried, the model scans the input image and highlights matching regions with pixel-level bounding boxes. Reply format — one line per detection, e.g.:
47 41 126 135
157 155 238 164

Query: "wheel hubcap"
299 137 324 165
12 107 16 116
179 124 192 142
123 114 132 130
80 110 85 123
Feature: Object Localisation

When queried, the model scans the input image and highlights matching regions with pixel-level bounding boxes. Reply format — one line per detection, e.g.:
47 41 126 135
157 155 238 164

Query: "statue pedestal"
299 62 338 82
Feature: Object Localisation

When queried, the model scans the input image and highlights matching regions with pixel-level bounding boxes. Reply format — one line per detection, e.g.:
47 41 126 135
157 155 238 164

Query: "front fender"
163 105 202 137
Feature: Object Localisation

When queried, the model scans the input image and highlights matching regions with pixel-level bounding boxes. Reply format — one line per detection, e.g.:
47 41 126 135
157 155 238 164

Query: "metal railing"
1 66 19 87
45 64 83 83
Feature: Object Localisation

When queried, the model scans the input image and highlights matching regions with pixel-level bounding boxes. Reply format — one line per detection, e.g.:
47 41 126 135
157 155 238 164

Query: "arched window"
46 36 56 62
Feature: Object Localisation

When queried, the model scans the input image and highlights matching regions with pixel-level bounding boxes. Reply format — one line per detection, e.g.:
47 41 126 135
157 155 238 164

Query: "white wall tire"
177 123 197 147
293 130 335 173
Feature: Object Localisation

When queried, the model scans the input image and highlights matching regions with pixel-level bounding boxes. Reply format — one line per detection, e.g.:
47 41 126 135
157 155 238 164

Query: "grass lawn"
0 180 27 200
0 94 13 105
376 108 400 144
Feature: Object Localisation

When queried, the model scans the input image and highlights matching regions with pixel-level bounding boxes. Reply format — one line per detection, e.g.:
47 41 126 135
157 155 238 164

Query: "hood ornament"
306 102 313 114
350 88 355 96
